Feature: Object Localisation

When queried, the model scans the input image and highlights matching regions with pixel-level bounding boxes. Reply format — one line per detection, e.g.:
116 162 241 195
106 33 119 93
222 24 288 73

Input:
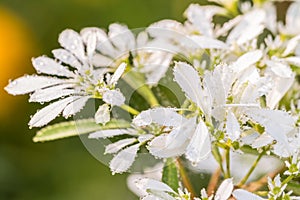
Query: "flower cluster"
5 0 300 199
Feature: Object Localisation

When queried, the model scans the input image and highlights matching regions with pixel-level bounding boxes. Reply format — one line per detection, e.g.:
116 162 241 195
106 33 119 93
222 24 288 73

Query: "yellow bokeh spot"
0 6 35 119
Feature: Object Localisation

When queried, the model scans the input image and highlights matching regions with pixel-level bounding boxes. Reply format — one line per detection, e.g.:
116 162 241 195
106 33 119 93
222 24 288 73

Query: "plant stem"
176 158 196 198
237 151 264 187
243 167 284 192
211 145 226 176
225 147 231 178
207 168 221 196
122 70 160 107
281 175 294 186
120 104 140 115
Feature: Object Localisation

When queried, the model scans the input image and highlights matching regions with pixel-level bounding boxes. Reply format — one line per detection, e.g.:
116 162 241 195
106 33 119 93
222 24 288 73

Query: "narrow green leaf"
162 158 179 192
33 119 131 142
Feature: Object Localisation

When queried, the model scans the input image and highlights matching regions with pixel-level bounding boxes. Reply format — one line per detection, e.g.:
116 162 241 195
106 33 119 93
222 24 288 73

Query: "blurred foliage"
0 0 201 199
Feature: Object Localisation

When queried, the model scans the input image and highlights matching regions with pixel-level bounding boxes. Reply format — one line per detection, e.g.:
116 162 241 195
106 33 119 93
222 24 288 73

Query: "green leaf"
286 181 300 195
33 119 131 142
162 158 179 192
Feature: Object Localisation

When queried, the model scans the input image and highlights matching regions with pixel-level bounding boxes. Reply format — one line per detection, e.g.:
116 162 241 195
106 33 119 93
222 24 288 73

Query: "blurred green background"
0 0 197 199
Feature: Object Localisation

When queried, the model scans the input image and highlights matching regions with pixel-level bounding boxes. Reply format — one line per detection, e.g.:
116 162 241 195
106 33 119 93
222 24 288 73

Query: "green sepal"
33 119 131 142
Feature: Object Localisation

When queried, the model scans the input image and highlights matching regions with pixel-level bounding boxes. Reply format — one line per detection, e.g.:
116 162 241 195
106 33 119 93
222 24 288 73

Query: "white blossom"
5 29 127 127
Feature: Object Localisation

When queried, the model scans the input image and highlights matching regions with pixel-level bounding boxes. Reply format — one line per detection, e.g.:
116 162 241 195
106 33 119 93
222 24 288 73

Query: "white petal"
227 10 265 45
92 53 113 67
80 27 99 58
226 111 240 141
133 107 185 127
173 62 207 112
147 19 185 38
240 131 260 145
215 178 233 200
103 89 125 106
267 82 294 109
29 96 78 127
285 2 300 35
143 38 180 54
88 129 130 139
251 133 273 148
265 63 294 109
266 60 293 78
284 56 300 67
185 120 211 164
62 96 89 118
239 76 271 105
138 134 154 143
232 50 263 73
95 104 110 124
136 31 149 48
273 141 295 158
58 29 85 61
32 57 75 77
109 63 126 86
109 143 140 174
148 134 178 157
149 19 183 32
184 4 222 37
215 15 242 37
94 28 119 58
29 84 77 103
108 23 135 52
245 108 295 143
105 138 137 154
143 52 173 86
52 49 82 69
148 117 196 158
283 35 300 56
5 75 66 95
190 35 227 49
236 24 264 45
203 67 226 107
264 3 277 33
136 178 175 194
233 189 264 200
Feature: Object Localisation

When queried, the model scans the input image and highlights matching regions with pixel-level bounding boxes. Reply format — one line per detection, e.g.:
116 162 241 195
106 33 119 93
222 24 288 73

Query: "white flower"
135 178 233 200
173 55 264 138
135 178 195 200
268 175 287 199
84 25 174 86
198 178 234 200
183 2 271 47
5 29 126 127
89 107 211 172
279 1 300 36
173 58 296 155
135 178 177 200
284 152 300 176
89 128 141 174
183 4 225 37
133 107 211 164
